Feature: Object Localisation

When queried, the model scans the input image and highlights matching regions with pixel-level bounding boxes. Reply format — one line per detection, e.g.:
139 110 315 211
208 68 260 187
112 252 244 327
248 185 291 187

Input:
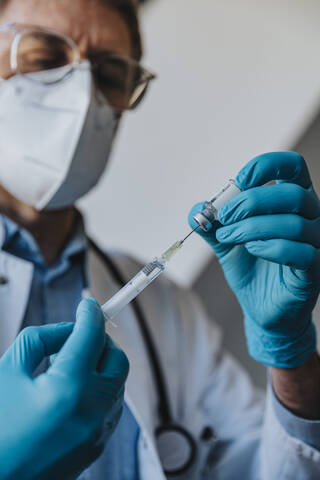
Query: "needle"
161 226 201 263
180 225 200 244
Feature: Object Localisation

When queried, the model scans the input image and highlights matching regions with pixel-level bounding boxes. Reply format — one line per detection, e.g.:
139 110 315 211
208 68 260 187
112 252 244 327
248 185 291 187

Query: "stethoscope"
88 239 198 476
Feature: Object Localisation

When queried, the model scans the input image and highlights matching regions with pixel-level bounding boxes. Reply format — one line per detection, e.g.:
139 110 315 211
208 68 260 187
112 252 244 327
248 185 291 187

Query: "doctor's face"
0 0 137 222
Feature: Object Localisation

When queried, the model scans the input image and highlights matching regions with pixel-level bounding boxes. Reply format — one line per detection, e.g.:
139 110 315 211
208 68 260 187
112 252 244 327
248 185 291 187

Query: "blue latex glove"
189 152 320 368
0 298 129 480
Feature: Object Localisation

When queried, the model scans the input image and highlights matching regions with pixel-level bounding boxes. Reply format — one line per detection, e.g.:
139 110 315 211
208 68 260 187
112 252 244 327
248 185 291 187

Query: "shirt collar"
0 212 87 268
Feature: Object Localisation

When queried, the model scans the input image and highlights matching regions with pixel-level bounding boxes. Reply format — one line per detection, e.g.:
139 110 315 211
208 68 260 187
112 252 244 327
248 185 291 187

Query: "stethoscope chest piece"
155 424 197 477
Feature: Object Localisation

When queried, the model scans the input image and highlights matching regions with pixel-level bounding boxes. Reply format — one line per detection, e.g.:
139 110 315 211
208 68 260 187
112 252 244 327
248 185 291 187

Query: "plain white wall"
79 0 320 286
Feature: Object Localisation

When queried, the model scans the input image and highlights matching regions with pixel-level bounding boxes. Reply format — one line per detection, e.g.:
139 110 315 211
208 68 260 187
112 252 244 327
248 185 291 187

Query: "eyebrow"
87 48 129 61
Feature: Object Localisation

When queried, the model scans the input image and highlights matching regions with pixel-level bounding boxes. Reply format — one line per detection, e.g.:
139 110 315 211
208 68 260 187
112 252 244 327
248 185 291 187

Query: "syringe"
101 237 190 324
101 178 241 324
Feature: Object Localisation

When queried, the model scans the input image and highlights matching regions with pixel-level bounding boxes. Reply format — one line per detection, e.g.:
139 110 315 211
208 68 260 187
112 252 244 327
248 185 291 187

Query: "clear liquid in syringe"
101 240 184 325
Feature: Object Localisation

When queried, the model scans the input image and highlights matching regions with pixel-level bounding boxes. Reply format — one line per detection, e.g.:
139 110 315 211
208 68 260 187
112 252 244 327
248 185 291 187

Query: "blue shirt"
1 214 140 480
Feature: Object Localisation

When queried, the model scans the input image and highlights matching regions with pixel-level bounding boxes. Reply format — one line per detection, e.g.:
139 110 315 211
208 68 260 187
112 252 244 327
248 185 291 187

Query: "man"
0 0 320 478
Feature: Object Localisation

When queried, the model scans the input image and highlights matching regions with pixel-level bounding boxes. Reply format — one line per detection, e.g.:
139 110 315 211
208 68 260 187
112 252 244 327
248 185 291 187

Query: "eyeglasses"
0 22 156 111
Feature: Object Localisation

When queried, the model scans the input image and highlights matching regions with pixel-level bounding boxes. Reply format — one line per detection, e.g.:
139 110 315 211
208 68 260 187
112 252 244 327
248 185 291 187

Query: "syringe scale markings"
102 241 182 324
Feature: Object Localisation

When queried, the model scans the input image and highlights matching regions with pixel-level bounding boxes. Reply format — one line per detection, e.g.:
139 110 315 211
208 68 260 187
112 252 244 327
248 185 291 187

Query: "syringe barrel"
101 259 165 323
193 179 241 232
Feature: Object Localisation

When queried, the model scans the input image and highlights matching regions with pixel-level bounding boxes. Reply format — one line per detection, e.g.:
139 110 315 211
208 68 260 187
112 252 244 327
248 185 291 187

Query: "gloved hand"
0 298 129 480
189 151 320 368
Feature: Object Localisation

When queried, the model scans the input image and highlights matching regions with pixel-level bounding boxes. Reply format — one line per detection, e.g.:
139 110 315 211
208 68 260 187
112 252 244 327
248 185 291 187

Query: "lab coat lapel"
0 220 34 356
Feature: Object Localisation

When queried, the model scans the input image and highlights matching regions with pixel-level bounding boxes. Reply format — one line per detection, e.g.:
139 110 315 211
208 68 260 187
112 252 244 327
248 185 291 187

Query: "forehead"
0 0 132 56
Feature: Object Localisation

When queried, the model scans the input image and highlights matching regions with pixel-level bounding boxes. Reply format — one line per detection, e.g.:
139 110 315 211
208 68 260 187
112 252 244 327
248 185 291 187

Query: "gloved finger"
188 203 257 288
51 298 105 377
244 239 317 270
97 335 129 389
1 322 73 375
216 214 320 248
236 152 312 190
218 183 320 225
188 202 234 260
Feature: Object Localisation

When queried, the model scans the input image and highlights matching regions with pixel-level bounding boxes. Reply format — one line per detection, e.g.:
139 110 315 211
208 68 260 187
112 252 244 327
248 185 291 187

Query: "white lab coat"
0 225 319 479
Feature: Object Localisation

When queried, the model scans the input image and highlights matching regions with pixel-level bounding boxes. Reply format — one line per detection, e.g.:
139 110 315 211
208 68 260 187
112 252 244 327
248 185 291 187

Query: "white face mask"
0 61 117 210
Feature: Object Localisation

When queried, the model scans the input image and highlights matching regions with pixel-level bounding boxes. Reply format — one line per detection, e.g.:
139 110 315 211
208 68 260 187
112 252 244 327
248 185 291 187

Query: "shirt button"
0 276 9 285
200 426 217 442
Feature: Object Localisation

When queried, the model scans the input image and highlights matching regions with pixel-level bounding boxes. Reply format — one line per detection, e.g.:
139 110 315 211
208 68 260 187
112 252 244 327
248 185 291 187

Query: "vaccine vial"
193 179 241 232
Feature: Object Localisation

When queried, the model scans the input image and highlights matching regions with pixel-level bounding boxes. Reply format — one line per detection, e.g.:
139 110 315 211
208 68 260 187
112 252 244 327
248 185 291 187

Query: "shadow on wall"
293 105 320 197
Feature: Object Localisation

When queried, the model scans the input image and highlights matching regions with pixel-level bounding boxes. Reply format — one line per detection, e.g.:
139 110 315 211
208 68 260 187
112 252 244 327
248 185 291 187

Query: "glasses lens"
93 54 151 111
17 30 76 82
0 29 16 79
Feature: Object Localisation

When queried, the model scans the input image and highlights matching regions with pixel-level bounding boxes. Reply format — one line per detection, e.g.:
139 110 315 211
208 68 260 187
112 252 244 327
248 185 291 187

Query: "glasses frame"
0 22 157 110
